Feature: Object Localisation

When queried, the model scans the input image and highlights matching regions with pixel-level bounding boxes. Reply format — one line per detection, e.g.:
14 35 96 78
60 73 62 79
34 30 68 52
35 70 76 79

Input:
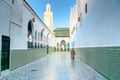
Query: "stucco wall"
71 0 120 80
0 0 11 50
74 0 120 47
23 2 53 49
0 0 55 50
0 0 55 74
0 1 12 73
10 48 47 70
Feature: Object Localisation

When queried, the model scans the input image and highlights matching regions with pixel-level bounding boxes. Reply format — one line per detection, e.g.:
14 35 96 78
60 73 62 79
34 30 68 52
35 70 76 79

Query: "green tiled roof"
54 28 69 31
54 28 70 37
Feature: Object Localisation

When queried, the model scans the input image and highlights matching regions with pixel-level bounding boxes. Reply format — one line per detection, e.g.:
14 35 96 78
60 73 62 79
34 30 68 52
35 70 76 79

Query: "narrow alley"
0 0 120 79
0 52 107 80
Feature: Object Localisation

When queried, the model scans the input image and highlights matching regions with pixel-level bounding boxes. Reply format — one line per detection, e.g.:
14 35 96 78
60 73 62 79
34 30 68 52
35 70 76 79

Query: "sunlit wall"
73 0 120 48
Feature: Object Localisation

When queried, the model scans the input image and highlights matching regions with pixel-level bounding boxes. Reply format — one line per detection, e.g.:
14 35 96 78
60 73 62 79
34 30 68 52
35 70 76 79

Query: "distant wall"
10 48 47 70
75 47 120 80
49 47 55 54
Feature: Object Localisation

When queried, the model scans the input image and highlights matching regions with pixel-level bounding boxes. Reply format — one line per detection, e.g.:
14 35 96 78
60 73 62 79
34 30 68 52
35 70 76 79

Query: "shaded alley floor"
0 52 107 80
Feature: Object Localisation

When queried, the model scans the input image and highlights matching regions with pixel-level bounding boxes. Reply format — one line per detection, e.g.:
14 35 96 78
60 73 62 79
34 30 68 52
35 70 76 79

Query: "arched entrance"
35 31 37 48
40 28 44 48
38 32 41 48
47 33 49 54
27 20 34 48
60 40 66 51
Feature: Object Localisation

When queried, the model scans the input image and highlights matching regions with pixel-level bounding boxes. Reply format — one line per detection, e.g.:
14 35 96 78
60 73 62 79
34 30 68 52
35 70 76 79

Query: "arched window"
12 0 15 5
35 31 37 41
41 28 45 40
35 31 37 48
47 33 49 42
38 33 40 42
85 3 87 13
40 29 45 48
41 31 43 40
27 20 34 48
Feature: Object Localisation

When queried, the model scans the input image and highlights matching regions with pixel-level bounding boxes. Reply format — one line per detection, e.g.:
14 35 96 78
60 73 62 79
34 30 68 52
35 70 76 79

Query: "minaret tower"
44 3 53 32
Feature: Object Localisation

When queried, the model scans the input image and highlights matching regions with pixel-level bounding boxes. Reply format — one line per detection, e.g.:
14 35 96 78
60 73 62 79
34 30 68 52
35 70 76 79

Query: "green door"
1 35 10 71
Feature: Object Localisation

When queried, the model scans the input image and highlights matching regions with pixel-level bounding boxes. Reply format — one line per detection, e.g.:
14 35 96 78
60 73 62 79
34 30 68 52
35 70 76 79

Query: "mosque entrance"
1 35 10 72
60 40 66 51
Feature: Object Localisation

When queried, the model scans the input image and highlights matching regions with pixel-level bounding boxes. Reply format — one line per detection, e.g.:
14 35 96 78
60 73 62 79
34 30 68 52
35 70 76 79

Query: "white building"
54 28 70 51
0 0 55 75
70 0 88 48
69 0 120 79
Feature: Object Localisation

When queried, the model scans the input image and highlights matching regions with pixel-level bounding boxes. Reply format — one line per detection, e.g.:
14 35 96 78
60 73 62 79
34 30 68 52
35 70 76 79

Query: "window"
85 3 87 13
41 31 43 40
12 0 14 5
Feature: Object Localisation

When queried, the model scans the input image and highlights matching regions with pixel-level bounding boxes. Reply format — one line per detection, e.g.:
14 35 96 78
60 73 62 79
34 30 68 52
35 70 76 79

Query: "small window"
85 3 87 13
12 0 14 5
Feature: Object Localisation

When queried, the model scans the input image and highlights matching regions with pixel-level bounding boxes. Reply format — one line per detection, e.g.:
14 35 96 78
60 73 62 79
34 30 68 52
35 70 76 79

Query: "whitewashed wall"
23 1 54 49
72 0 120 48
0 0 12 50
0 0 55 50
10 0 23 49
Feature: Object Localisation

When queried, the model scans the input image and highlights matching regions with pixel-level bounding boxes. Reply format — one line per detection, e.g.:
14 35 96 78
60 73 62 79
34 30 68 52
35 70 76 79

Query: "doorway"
60 40 66 51
1 35 10 71
27 20 34 48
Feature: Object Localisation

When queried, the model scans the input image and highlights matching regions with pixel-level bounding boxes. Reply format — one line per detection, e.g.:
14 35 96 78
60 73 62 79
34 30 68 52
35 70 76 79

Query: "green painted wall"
75 47 120 80
10 48 47 70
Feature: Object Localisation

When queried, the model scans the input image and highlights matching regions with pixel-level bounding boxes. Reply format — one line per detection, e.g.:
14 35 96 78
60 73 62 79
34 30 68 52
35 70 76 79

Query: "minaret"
44 3 53 32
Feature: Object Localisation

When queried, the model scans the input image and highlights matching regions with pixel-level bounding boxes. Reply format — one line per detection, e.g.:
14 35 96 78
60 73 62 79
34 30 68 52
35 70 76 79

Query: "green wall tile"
75 47 120 80
10 48 47 70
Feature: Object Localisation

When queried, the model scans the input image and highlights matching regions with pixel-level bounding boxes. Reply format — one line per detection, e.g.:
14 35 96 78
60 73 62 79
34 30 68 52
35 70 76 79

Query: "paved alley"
0 52 107 80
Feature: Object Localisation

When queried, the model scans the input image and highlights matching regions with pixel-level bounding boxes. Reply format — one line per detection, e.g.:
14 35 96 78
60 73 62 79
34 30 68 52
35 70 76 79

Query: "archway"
47 33 50 54
40 28 45 48
27 20 34 48
60 40 66 51
35 31 37 48
38 32 41 48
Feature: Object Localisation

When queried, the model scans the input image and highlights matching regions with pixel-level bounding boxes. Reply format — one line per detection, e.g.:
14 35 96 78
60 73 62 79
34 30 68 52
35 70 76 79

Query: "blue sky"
27 0 76 29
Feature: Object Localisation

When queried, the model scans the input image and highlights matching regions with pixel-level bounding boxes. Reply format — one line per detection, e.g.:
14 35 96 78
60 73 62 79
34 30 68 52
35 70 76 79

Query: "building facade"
70 0 88 48
54 28 70 52
44 3 56 52
0 0 55 75
70 0 120 79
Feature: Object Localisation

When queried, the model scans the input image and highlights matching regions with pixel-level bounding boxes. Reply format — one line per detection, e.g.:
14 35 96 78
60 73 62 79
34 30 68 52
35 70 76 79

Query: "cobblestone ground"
0 52 107 80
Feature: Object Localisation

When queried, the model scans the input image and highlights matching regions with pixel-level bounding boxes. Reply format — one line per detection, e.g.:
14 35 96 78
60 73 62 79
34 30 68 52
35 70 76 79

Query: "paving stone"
0 52 107 80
